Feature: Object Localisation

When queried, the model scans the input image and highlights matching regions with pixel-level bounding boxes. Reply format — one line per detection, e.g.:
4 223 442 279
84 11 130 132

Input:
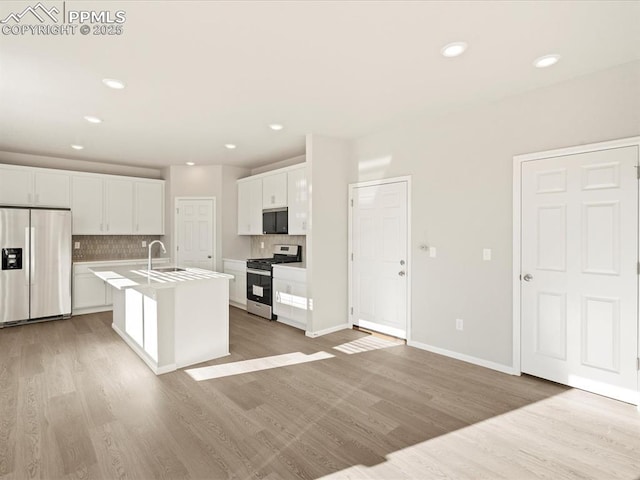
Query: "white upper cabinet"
72 176 105 234
238 178 262 235
287 166 308 235
237 164 308 236
72 174 164 235
134 181 164 234
33 171 70 207
0 163 164 235
105 179 134 234
0 166 32 205
0 166 70 207
262 172 287 208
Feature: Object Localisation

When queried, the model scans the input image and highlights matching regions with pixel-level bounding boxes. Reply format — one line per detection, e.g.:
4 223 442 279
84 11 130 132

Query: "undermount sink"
152 267 187 273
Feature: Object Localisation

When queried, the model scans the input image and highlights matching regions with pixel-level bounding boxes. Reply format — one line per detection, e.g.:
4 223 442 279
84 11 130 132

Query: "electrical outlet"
456 318 464 331
142 241 147 248
260 241 264 249
429 246 437 258
483 248 492 261
74 242 80 250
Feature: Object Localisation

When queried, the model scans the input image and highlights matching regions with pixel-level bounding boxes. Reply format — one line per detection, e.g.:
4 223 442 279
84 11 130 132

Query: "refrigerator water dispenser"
1 248 22 270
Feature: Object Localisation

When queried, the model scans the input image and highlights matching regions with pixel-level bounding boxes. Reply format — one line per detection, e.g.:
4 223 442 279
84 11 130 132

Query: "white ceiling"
1 1 639 170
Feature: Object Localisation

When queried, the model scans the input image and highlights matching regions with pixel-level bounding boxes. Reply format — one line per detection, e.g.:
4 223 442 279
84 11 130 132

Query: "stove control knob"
398 270 406 277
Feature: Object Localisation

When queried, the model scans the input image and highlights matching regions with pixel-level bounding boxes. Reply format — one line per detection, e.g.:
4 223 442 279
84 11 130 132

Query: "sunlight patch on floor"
185 351 335 381
333 335 402 354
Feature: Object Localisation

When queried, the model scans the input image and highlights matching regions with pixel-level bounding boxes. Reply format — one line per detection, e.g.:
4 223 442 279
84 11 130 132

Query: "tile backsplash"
250 235 306 262
72 235 163 262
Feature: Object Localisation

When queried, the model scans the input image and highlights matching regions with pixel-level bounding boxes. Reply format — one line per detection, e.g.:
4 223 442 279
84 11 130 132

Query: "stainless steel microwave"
263 208 288 234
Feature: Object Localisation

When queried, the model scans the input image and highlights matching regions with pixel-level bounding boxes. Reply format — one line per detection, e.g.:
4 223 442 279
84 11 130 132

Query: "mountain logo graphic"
1 2 60 24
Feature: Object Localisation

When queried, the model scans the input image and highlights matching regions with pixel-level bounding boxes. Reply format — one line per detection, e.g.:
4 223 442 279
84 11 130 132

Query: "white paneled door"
521 146 638 404
351 180 408 339
176 198 215 271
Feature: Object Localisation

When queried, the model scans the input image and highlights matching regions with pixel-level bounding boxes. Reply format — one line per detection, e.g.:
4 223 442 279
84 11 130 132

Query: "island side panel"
154 287 176 371
173 278 230 368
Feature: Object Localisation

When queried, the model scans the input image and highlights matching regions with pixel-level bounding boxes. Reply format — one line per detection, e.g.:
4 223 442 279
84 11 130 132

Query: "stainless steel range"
246 244 301 320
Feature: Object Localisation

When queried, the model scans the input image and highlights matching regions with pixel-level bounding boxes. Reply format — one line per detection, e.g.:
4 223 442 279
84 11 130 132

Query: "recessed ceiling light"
185 161 195 166
224 144 237 150
441 42 468 58
71 144 84 150
269 124 284 131
533 54 561 68
84 115 102 124
102 78 126 89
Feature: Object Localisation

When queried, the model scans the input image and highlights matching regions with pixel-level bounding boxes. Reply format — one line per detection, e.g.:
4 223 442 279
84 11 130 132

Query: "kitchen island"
90 265 232 375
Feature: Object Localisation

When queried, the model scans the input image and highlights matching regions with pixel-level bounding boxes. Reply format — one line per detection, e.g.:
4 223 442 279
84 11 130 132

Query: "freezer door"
0 208 30 323
30 209 72 319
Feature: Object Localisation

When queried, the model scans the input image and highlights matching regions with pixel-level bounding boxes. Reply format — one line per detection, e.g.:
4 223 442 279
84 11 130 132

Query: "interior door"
176 198 215 270
351 181 408 338
521 146 638 404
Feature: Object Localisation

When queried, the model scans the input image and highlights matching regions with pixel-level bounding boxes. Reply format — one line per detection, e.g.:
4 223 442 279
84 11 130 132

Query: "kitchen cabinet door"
73 273 107 309
262 172 287 208
0 167 32 205
135 181 164 234
287 166 308 235
105 179 134 234
225 269 247 306
72 176 104 234
34 171 70 207
273 278 308 329
237 178 262 235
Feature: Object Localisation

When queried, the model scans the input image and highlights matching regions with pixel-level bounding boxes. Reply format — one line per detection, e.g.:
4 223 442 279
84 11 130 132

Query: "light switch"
429 247 437 258
483 248 492 261
74 242 80 250
260 241 264 249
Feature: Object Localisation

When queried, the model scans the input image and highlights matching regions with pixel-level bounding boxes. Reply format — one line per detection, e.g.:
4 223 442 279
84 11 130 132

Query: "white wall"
0 151 163 179
306 134 354 335
221 166 252 261
165 164 251 270
250 155 305 175
349 61 640 368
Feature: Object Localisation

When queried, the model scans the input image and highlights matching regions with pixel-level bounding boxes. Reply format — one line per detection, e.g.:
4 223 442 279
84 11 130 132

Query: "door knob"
523 273 533 282
398 271 406 277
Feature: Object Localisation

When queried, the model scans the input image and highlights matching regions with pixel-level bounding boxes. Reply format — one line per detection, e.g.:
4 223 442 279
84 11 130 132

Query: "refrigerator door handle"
24 226 31 286
29 226 35 286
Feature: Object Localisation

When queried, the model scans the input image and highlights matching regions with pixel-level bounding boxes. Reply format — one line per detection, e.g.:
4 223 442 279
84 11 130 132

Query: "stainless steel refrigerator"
0 207 72 326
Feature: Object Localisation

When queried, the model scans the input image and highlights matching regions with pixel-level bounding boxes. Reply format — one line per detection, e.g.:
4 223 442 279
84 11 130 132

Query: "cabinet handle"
302 221 306 230
100 223 103 232
35 193 39 204
28 193 32 204
106 224 109 232
136 224 139 232
271 195 275 204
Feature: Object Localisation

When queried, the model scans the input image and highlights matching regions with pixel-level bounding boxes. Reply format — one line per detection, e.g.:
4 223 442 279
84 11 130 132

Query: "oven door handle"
247 268 271 277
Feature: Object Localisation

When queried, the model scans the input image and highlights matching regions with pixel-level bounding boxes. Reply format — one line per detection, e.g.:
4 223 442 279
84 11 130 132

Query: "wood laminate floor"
1 308 639 479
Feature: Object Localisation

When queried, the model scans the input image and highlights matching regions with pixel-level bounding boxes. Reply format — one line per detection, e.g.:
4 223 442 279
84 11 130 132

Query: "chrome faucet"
148 240 166 271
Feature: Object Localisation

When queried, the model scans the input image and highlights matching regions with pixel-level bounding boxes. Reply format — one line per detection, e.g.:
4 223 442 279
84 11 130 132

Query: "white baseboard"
407 340 518 376
229 301 246 310
112 323 176 375
277 316 306 331
306 323 350 338
73 305 113 315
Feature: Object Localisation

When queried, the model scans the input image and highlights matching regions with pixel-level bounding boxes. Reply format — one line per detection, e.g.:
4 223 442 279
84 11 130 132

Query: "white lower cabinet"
73 259 168 315
272 265 307 330
73 263 112 313
223 259 247 308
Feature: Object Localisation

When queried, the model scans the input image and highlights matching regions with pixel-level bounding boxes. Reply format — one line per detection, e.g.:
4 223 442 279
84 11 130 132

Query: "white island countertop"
90 264 231 375
90 264 232 292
